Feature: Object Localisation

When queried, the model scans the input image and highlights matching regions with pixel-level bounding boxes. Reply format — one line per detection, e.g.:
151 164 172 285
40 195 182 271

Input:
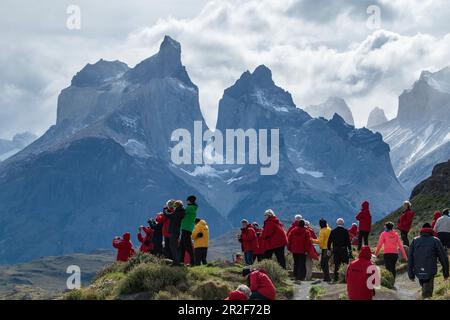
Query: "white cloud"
1 0 450 137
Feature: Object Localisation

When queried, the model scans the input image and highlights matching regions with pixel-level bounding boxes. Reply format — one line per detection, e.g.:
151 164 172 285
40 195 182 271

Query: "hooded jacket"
397 208 415 233
431 211 442 231
262 216 288 250
165 205 185 236
346 246 376 300
408 228 449 280
375 230 407 259
137 227 154 253
181 203 198 232
240 225 259 252
192 219 209 248
160 208 172 238
287 225 311 254
356 201 372 232
253 227 266 256
225 290 248 300
248 270 276 300
287 220 299 236
112 232 135 262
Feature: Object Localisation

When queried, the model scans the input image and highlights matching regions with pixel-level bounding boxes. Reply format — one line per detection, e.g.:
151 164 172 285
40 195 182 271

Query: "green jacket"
181 204 198 232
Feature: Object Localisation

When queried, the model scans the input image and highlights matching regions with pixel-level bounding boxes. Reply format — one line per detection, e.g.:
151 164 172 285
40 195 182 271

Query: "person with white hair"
327 218 352 282
262 209 288 269
287 214 303 236
225 284 251 300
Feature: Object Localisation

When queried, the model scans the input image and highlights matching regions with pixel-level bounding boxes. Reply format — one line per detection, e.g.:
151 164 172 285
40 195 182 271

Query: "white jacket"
434 215 450 233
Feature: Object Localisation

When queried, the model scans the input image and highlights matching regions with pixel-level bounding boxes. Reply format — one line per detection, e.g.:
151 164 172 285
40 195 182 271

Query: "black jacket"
165 206 185 236
327 226 351 252
408 229 449 280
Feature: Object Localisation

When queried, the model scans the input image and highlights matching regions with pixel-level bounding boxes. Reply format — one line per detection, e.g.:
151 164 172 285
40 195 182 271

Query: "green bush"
191 279 231 300
380 268 395 289
155 290 196 300
252 259 288 286
117 252 161 274
63 289 83 300
63 287 103 300
118 263 187 297
309 285 326 300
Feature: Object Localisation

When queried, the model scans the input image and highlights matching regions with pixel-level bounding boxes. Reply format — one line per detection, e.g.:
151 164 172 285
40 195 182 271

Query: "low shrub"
118 263 187 297
309 285 326 300
380 268 395 289
191 279 231 300
252 259 288 286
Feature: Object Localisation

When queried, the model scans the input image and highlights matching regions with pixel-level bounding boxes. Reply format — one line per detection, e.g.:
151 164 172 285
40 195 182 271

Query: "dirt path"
292 272 421 300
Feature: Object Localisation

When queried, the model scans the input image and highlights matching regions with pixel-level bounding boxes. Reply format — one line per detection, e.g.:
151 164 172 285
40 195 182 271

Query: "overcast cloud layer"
1 0 450 138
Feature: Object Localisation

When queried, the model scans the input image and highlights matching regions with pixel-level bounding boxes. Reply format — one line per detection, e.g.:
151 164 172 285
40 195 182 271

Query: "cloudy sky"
1 0 450 139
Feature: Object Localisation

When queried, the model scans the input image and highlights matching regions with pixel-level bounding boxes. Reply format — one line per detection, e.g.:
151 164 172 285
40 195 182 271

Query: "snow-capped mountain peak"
304 96 355 126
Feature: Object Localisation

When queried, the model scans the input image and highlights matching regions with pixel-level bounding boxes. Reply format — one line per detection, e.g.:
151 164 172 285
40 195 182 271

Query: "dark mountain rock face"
411 158 450 198
0 36 406 263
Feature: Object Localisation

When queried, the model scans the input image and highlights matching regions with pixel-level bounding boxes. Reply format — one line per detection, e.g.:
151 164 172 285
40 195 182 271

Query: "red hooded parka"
397 208 415 233
356 201 372 232
346 246 376 300
113 232 135 262
241 225 259 252
137 226 154 253
261 216 288 250
248 270 276 300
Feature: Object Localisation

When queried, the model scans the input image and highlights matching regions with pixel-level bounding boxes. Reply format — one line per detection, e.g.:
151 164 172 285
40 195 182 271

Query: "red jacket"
287 226 311 254
397 208 415 233
262 216 288 250
113 232 135 262
240 225 259 252
137 227 154 253
253 227 266 256
431 211 442 230
225 290 248 300
356 201 372 232
348 224 359 245
346 246 376 300
287 221 299 236
157 213 171 238
249 270 276 300
307 226 317 240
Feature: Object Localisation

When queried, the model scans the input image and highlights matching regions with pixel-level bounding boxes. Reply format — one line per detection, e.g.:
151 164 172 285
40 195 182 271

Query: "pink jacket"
375 230 407 259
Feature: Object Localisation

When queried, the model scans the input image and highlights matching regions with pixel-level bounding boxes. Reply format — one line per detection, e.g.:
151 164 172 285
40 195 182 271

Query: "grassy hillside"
63 253 294 300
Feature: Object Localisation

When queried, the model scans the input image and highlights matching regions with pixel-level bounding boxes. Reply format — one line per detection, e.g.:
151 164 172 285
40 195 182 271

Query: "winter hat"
336 218 345 226
295 214 302 221
242 268 252 277
404 200 412 209
264 209 275 217
443 208 449 216
358 246 372 260
187 195 197 203
241 219 249 224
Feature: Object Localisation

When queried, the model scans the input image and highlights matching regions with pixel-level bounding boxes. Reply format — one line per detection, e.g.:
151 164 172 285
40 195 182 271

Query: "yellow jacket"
313 226 331 249
192 220 209 248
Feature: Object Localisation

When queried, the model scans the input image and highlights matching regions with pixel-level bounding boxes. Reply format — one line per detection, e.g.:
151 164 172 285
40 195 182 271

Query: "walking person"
192 218 209 265
239 219 259 265
179 195 198 265
356 201 372 250
287 220 311 281
375 222 407 280
164 200 185 266
261 209 288 269
397 201 415 246
408 223 449 299
433 208 450 249
304 220 317 280
313 219 332 282
346 246 377 300
287 214 302 236
327 218 352 282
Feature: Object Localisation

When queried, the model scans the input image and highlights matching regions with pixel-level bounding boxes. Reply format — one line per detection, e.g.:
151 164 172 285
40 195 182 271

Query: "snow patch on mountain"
296 167 324 178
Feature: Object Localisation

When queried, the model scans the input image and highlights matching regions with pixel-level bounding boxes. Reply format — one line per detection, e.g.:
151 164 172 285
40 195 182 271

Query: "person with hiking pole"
408 223 449 299
433 208 450 249
179 195 198 266
261 209 288 269
239 219 259 265
375 221 407 280
313 218 332 282
356 201 372 250
327 218 352 282
164 200 185 266
397 201 415 246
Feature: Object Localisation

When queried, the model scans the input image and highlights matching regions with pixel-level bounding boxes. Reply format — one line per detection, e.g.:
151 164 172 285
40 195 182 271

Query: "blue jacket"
408 228 449 280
